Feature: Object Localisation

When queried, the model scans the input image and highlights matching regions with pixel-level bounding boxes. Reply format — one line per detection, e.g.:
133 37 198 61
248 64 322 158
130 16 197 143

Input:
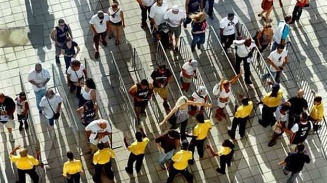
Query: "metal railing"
0 152 8 183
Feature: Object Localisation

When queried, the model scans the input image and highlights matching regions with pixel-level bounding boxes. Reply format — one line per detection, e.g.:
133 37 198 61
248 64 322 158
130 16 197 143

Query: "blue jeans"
191 33 205 48
34 89 46 111
271 41 279 51
283 167 299 183
158 149 174 166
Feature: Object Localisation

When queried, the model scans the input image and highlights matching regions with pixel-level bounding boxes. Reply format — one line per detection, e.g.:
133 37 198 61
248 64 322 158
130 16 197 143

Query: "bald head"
298 89 304 98
98 121 107 129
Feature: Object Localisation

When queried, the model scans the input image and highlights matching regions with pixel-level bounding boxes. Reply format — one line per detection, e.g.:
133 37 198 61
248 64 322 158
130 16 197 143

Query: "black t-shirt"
62 41 78 57
150 69 172 88
285 152 310 173
288 97 308 114
155 131 180 153
0 96 16 121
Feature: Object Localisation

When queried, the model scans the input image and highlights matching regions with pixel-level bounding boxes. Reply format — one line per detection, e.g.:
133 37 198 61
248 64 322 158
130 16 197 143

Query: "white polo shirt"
220 16 239 36
149 1 168 25
234 40 256 57
108 7 122 23
89 13 110 33
85 119 112 145
141 0 155 7
164 9 186 27
180 62 195 77
66 64 85 82
39 94 62 119
28 68 50 92
268 50 288 72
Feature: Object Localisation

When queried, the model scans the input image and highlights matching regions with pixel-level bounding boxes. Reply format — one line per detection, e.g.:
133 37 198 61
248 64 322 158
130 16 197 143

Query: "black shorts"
110 21 122 26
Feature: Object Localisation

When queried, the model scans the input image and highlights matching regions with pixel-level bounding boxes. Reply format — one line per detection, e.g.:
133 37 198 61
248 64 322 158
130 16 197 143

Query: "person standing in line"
39 89 62 126
258 0 273 22
77 100 98 127
28 63 51 114
228 97 253 141
0 93 16 142
190 12 207 52
136 0 154 28
207 139 235 174
9 145 39 183
188 86 208 116
89 11 110 59
291 0 309 24
149 0 169 40
15 92 29 131
124 129 149 174
287 89 308 129
78 78 97 107
183 0 203 28
108 1 125 45
271 15 292 51
85 119 112 154
92 142 115 183
220 13 240 53
50 19 73 64
62 151 83 183
166 140 193 183
180 59 198 96
203 0 214 19
253 24 274 54
308 95 324 132
278 144 310 183
66 60 88 98
61 37 80 70
155 129 180 170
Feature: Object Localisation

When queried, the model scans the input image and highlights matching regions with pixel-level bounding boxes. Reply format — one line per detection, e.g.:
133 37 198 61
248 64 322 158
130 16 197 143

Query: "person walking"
15 92 29 131
287 89 308 129
258 0 273 22
92 142 115 183
124 129 149 174
149 0 168 36
253 24 274 54
85 119 112 154
77 100 98 126
180 59 198 95
89 10 110 59
272 15 292 51
66 60 88 98
108 1 125 45
9 145 39 183
228 97 253 141
39 89 62 126
190 12 207 52
291 0 309 24
278 144 310 183
50 19 73 64
136 0 154 28
188 86 208 116
309 96 324 132
183 0 203 28
0 93 16 142
220 13 240 53
203 0 214 19
61 37 80 70
62 151 83 183
207 139 235 174
78 78 96 107
28 63 51 114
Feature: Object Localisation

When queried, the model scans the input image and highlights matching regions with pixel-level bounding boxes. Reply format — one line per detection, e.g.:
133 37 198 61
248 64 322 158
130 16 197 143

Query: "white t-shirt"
67 64 85 82
142 0 155 7
85 119 112 145
164 9 186 27
39 94 62 119
180 62 195 77
268 50 288 72
149 1 168 25
28 69 50 92
233 40 256 57
275 106 288 122
220 16 239 36
89 13 110 33
108 7 122 23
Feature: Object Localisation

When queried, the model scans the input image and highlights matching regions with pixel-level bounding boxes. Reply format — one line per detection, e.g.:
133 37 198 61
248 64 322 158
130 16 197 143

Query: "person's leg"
265 6 273 20
27 168 39 183
140 5 147 26
158 151 168 167
55 43 63 64
191 34 198 52
188 138 196 163
180 169 194 183
92 164 102 183
93 33 100 52
292 6 299 22
271 41 278 51
174 26 181 51
297 7 303 21
287 172 299 183
218 155 227 173
228 118 239 139
23 114 28 129
76 86 82 98
221 35 227 50
166 167 178 183
100 31 108 45
207 0 214 17
126 153 136 174
288 113 295 129
64 56 72 70
18 114 23 131
180 119 188 140
238 117 248 138
115 25 121 43
226 34 235 49
243 58 251 83
104 161 114 180
66 176 74 183
35 89 46 112
268 132 282 147
234 55 242 74
135 154 145 173
269 107 278 126
196 139 205 158
72 172 81 183
17 169 26 183
198 33 205 46
109 23 114 38
259 105 270 127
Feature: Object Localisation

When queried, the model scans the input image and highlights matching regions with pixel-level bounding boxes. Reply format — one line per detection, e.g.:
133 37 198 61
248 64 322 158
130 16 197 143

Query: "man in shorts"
85 119 112 154
0 93 16 142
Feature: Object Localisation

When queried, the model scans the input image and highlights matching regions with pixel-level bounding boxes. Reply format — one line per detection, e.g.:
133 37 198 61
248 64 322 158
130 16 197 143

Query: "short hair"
158 65 166 69
277 44 285 50
222 139 235 149
181 139 189 150
314 96 322 103
140 79 148 86
241 97 249 105
97 142 105 150
167 130 179 138
228 13 235 17
135 131 143 142
58 19 65 24
66 37 72 42
297 144 305 152
196 113 205 123
285 15 292 22
19 148 28 157
45 89 55 97
71 60 81 67
67 151 74 160
85 78 96 89
300 112 308 121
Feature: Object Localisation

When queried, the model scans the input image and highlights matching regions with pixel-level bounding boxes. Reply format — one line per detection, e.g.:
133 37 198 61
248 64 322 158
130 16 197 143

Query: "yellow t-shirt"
262 89 283 107
93 148 115 165
128 137 149 155
193 120 212 140
310 102 324 121
172 150 192 170
62 159 82 176
217 147 232 156
9 155 39 170
235 101 253 118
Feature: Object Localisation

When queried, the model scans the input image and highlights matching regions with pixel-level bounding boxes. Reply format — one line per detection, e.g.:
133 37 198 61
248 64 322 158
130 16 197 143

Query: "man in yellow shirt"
9 145 39 183
228 97 253 140
309 96 324 132
92 142 115 183
188 113 212 164
62 151 83 183
167 140 193 183
207 139 235 174
124 128 149 174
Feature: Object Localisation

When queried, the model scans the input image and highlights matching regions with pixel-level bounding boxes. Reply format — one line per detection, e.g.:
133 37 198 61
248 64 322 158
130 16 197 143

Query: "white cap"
190 59 198 68
172 5 179 11
197 86 207 96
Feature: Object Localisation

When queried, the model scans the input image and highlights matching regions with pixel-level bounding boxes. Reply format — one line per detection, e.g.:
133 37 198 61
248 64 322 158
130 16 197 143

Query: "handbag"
46 97 60 120
168 108 180 129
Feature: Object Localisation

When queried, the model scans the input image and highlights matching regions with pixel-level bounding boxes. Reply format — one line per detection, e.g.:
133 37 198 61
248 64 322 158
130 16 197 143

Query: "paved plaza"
1 0 327 182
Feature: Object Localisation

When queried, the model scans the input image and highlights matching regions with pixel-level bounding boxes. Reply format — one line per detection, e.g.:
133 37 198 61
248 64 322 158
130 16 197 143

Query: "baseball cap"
172 5 179 11
98 10 104 18
190 59 198 68
197 85 207 96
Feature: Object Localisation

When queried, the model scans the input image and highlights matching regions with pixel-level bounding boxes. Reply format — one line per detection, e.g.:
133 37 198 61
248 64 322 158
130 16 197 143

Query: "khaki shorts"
154 87 168 99
0 120 15 129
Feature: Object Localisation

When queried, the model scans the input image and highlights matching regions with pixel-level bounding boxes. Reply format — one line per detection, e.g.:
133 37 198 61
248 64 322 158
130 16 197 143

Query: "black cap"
181 139 189 149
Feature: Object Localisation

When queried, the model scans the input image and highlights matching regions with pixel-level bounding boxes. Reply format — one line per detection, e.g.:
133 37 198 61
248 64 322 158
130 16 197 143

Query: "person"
203 0 214 19
136 0 154 28
188 113 212 164
28 63 51 114
39 89 62 126
228 97 253 141
85 119 112 154
149 0 168 38
188 86 208 116
159 96 211 140
50 19 73 64
253 24 274 53
155 129 180 170
166 140 193 183
108 2 125 45
78 78 96 107
0 93 16 142
61 37 80 70
212 72 241 121
62 151 83 183
207 139 235 174
258 0 273 22
180 59 198 95
124 129 149 174
89 10 110 59
164 5 186 52
15 92 29 131
258 83 284 127
268 102 291 147
183 0 203 28
287 89 308 129
272 15 292 51
291 0 309 24
77 100 98 126
220 13 240 53
233 38 256 84
66 60 88 98
278 144 310 183
151 64 172 112
190 12 207 52
9 145 39 183
92 142 115 183
309 96 324 132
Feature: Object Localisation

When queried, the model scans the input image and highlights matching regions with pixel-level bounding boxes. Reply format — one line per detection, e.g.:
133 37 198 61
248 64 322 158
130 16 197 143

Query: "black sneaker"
216 168 226 174
24 122 29 130
125 167 133 174
94 51 99 59
19 124 23 131
197 44 201 49
55 56 60 64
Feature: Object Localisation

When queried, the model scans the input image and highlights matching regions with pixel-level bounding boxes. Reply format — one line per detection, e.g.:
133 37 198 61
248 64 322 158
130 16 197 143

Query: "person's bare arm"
185 0 190 14
229 72 242 84
159 107 180 126
10 145 21 155
50 28 57 42
121 11 125 28
90 24 97 35
75 45 80 58
67 24 73 39
56 102 62 113
76 107 84 119
267 58 280 71
90 90 96 103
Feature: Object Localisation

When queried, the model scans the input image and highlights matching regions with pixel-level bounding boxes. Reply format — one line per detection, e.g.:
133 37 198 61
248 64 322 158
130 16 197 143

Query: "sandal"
115 40 120 45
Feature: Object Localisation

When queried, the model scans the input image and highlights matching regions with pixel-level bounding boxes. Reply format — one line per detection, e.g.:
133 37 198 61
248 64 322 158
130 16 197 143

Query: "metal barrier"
0 152 8 183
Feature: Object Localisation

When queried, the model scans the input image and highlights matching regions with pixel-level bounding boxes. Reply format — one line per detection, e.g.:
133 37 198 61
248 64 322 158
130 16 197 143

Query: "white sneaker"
9 133 14 142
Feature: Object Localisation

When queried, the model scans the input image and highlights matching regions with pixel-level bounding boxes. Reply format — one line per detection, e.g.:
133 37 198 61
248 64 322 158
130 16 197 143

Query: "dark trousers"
235 54 251 82
292 5 303 22
17 168 39 183
180 119 188 140
203 0 214 16
288 112 300 129
66 172 80 183
261 105 278 127
17 114 28 127
188 138 206 160
64 56 73 70
93 31 107 51
229 116 248 139
166 166 193 183
219 152 233 173
221 34 235 51
126 153 145 173
69 80 82 98
140 5 151 23
268 132 283 146
93 161 114 183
